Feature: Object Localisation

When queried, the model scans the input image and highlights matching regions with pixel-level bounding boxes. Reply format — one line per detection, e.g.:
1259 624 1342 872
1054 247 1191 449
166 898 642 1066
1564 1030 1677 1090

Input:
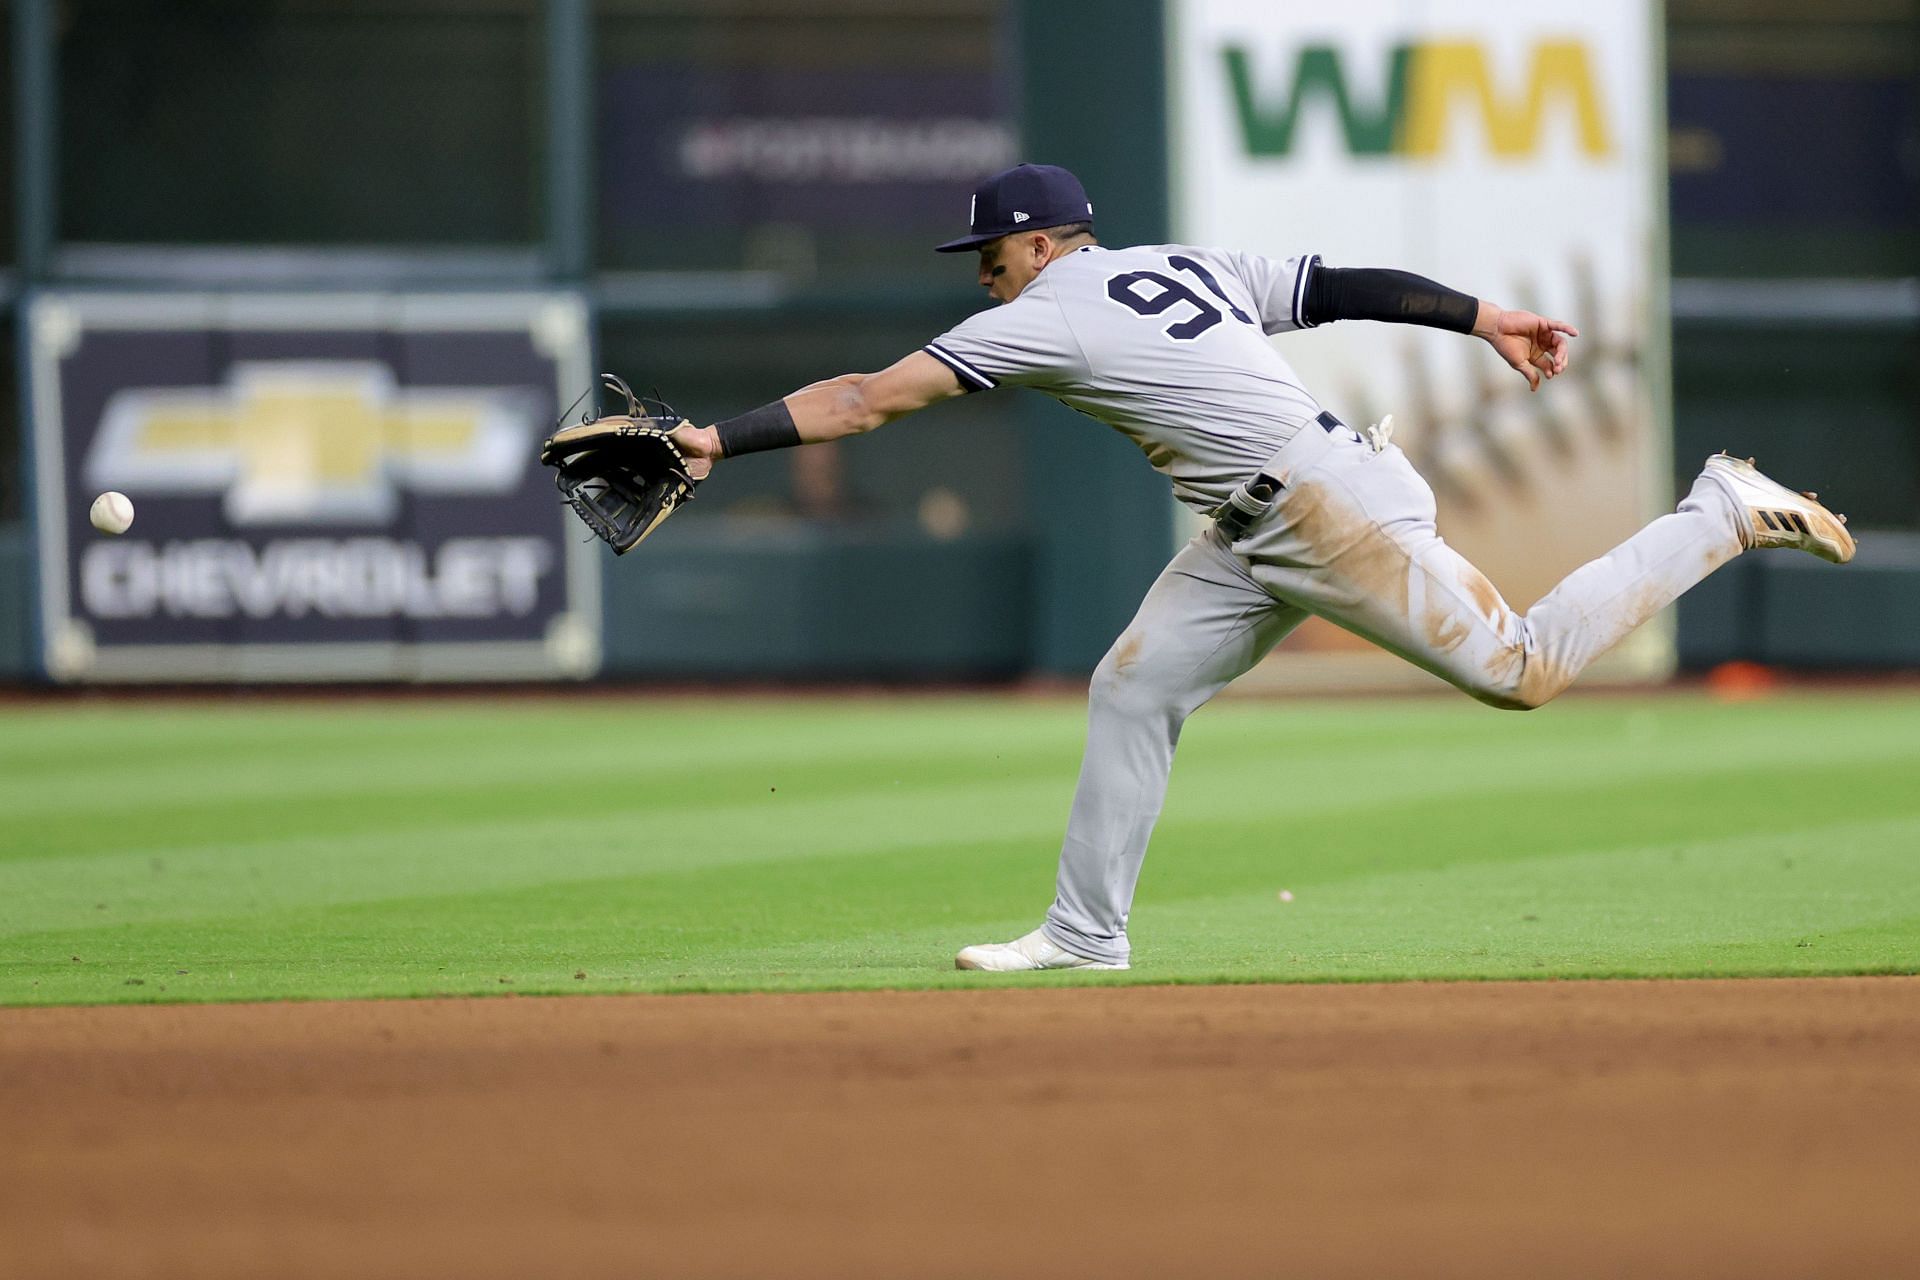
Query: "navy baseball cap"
934 163 1095 253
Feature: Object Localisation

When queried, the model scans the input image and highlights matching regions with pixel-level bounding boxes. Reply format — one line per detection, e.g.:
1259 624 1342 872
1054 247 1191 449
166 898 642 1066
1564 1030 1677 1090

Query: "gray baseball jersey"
923 243 1326 512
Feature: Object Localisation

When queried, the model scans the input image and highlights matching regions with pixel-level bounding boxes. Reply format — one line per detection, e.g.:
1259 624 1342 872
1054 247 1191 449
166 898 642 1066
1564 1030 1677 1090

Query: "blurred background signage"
1173 0 1668 688
29 294 598 681
602 68 1014 235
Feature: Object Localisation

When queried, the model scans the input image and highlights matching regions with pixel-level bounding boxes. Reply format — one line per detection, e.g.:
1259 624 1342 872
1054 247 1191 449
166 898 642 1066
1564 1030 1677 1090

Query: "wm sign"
1175 2 1666 688
1223 40 1612 160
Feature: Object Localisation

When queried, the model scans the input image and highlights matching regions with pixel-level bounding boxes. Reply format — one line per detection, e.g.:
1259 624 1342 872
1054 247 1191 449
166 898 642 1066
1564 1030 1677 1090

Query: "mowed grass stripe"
4 686 1873 804
0 775 1075 934
0 700 1086 821
1139 755 1920 903
20 809 1912 1001
6 693 1908 837
8 787 1917 999
2 692 1917 1003
7 742 1911 946
1140 812 1920 981
7 711 1914 937
1 743 1079 864
456 809 1920 991
0 691 1546 827
9 691 1915 866
5 695 1917 929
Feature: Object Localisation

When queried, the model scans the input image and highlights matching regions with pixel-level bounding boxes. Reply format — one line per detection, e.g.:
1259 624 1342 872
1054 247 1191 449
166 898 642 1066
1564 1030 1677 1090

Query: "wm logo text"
1224 41 1612 159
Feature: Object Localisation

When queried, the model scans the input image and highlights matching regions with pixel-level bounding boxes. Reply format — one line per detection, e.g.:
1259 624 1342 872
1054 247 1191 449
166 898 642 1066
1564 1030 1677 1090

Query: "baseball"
90 491 135 535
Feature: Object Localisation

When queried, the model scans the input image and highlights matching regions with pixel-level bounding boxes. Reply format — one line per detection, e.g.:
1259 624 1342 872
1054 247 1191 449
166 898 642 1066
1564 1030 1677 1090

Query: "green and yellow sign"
1223 40 1612 160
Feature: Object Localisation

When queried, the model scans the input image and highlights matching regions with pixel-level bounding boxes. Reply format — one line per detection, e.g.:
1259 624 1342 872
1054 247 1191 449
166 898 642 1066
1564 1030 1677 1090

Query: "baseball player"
668 163 1855 972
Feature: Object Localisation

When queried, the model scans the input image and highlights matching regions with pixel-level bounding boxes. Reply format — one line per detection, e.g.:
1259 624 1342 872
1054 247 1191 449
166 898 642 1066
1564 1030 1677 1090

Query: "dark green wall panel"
0 524 34 677
1671 323 1919 530
1757 539 1920 668
1015 0 1175 675
1677 541 1920 670
600 523 1032 679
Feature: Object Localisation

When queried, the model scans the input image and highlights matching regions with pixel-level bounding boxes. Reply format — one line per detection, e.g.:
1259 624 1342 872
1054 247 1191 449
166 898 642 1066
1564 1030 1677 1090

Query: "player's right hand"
1477 307 1579 391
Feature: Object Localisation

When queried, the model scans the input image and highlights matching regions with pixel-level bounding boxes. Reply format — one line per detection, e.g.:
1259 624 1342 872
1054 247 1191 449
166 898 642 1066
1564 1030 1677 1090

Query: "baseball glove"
539 374 699 555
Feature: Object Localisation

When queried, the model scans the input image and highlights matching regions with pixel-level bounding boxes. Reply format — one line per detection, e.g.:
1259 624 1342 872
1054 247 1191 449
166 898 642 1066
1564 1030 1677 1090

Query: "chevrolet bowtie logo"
85 361 538 525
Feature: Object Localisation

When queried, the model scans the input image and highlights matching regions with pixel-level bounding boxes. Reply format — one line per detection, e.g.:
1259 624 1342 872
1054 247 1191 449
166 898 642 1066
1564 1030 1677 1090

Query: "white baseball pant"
1044 421 1749 965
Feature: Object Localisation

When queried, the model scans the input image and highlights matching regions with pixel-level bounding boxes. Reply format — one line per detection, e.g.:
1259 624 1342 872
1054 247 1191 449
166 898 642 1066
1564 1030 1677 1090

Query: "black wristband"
713 399 802 458
1302 264 1478 334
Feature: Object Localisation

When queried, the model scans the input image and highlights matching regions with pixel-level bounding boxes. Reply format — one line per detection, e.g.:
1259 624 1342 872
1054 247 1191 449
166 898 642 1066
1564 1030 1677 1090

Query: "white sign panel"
1171 0 1669 685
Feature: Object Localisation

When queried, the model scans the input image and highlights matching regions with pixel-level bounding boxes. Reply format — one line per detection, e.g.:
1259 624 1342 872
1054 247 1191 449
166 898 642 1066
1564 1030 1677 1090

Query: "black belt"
1261 410 1349 479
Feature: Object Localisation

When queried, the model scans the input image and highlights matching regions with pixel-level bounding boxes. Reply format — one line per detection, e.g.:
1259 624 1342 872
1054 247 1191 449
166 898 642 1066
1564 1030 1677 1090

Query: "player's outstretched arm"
1472 300 1580 392
670 351 964 478
1300 263 1579 392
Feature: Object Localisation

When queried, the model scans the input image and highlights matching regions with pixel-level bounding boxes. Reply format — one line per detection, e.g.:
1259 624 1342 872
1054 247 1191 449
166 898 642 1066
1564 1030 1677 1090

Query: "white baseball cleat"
955 927 1129 972
1704 453 1856 564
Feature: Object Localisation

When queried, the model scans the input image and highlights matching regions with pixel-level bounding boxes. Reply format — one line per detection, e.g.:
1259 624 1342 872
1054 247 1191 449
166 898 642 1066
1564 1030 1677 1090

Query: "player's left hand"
668 423 719 481
1477 306 1579 391
539 375 703 555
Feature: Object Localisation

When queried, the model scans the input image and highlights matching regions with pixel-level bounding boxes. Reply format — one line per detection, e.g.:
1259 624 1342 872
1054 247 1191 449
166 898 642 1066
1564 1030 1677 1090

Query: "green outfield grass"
2 689 1918 1005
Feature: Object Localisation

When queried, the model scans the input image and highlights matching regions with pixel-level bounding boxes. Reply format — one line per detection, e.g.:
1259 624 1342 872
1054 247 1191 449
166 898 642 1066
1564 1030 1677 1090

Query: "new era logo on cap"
935 163 1095 253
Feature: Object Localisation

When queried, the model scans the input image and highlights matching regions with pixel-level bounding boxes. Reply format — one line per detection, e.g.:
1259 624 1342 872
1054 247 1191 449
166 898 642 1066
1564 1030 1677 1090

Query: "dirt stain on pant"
1461 565 1506 623
1424 589 1475 656
1282 476 1415 623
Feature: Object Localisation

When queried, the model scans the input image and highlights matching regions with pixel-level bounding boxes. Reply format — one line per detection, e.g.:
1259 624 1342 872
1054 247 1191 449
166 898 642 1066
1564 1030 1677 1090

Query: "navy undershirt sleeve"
1301 265 1478 333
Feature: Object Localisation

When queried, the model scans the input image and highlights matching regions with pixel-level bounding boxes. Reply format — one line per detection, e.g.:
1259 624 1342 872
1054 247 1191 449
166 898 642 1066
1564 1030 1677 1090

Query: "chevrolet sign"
30 293 599 682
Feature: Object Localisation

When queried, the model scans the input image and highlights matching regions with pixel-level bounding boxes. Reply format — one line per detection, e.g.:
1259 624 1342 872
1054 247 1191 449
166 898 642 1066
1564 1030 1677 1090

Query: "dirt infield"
5 978 1919 1279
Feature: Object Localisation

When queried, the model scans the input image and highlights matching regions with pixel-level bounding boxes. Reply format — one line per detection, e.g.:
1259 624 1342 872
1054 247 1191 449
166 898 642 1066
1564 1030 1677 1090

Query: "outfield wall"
3 0 1916 683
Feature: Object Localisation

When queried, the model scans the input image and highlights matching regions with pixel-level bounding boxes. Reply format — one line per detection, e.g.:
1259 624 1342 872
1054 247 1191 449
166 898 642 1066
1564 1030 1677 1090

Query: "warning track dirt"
5 977 1918 1279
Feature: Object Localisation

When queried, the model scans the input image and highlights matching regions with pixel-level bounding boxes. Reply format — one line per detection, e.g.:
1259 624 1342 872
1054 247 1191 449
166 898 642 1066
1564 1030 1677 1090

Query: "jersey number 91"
1105 255 1254 341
